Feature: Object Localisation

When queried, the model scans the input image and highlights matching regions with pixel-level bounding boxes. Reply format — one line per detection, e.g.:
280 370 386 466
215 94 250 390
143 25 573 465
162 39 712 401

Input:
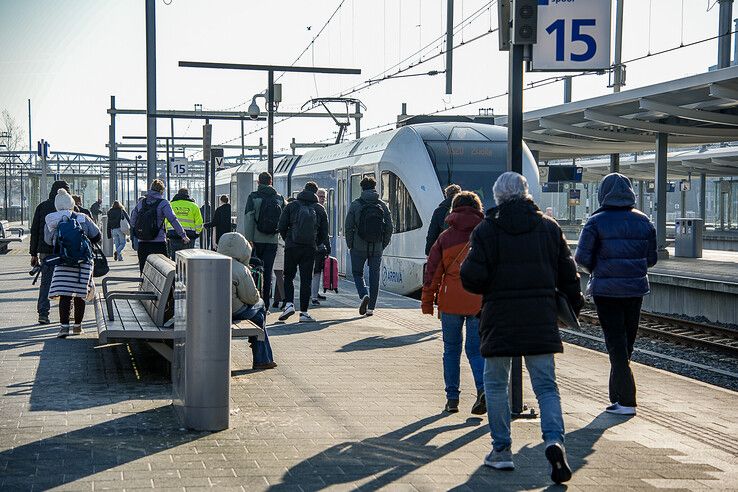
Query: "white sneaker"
278 303 295 321
365 309 374 317
359 295 370 315
484 447 515 470
299 312 315 323
605 403 636 415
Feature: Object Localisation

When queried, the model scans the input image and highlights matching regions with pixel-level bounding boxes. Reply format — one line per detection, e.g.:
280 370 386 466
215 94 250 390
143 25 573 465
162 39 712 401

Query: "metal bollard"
100 215 113 257
172 249 232 431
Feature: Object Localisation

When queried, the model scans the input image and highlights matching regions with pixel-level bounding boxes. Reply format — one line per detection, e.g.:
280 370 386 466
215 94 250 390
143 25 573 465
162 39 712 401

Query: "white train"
216 122 541 295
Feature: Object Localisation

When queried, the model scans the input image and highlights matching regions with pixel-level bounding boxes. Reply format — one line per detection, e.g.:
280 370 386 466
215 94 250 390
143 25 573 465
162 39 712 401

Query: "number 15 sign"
531 0 611 71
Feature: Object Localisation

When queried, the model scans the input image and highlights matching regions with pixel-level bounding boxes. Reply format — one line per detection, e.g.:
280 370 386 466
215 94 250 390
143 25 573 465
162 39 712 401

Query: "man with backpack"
425 184 461 255
130 179 189 272
277 181 329 323
245 172 286 310
165 188 203 260
344 176 393 316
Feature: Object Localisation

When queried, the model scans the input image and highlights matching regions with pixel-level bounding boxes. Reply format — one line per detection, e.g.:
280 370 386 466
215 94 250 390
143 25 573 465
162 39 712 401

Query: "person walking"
130 180 189 272
245 172 286 310
43 189 101 338
106 201 131 261
277 182 328 322
425 184 461 255
73 195 92 219
218 232 277 370
460 172 583 484
203 195 232 247
421 191 485 416
344 176 393 316
30 180 71 325
272 235 286 309
165 188 202 260
575 173 657 417
89 197 103 223
310 188 330 305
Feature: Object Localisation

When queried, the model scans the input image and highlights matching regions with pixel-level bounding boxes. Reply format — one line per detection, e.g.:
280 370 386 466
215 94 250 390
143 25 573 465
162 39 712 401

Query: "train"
215 122 541 296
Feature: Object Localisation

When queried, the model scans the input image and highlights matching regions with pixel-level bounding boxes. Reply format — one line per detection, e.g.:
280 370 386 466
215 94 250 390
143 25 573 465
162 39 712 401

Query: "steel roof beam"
584 109 738 138
639 98 738 126
524 131 653 151
709 83 738 101
538 118 708 144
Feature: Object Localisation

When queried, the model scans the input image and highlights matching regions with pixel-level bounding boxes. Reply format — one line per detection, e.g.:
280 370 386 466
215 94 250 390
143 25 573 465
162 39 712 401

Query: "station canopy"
498 65 738 177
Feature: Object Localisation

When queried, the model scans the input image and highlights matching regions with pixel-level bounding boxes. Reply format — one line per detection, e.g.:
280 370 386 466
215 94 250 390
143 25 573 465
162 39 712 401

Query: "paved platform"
1 249 737 491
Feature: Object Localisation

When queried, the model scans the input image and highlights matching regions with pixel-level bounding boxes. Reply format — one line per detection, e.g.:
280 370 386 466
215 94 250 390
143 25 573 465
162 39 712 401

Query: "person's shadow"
267 413 489 492
336 329 439 352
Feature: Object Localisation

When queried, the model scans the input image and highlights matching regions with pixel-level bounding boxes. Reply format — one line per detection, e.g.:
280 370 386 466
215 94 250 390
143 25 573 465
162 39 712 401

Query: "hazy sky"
0 0 726 159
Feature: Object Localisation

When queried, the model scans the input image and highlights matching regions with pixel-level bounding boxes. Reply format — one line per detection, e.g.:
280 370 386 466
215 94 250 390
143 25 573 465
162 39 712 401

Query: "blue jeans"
484 354 564 451
111 228 126 257
37 254 55 316
441 313 484 400
350 250 382 310
233 304 273 365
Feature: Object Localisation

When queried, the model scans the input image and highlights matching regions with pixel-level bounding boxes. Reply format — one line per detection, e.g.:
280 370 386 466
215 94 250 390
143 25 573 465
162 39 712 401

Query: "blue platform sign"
532 0 612 72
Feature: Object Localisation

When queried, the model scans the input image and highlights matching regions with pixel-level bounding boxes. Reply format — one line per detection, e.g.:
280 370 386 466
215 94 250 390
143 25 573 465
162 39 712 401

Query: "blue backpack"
55 213 93 267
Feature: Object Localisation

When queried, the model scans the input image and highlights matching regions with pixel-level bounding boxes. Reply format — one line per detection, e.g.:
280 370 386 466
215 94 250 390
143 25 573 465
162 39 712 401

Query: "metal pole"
170 118 175 195
563 76 572 103
507 44 524 174
612 0 625 92
210 151 216 249
355 101 361 139
134 156 139 200
655 133 669 258
638 180 645 212
145 0 158 183
41 139 48 200
699 173 707 225
680 187 687 217
267 69 275 176
240 118 245 165
718 0 734 69
259 137 264 160
609 154 620 173
166 138 171 200
27 99 33 172
20 164 24 225
445 0 454 94
109 95 117 203
3 161 7 220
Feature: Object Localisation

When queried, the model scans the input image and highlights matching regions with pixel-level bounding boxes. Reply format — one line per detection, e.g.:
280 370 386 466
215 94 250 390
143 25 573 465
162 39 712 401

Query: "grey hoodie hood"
360 189 380 202
217 232 252 266
598 173 636 209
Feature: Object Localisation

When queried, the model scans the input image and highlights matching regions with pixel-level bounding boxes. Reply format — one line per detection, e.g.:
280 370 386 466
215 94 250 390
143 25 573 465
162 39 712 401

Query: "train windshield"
424 139 507 209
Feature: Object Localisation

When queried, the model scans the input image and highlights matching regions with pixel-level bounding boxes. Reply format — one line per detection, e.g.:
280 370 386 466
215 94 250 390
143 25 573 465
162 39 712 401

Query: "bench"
93 253 265 363
0 220 23 254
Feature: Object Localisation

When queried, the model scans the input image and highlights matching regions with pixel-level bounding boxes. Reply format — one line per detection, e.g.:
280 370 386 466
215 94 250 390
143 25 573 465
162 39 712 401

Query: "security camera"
248 100 261 120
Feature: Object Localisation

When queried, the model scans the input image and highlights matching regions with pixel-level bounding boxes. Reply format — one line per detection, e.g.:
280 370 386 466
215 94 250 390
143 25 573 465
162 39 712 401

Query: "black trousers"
252 242 278 308
593 296 643 407
283 245 316 313
137 241 168 273
59 296 86 325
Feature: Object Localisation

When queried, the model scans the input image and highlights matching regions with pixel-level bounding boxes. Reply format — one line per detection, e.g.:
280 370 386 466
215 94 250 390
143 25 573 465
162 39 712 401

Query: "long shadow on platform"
0 405 205 490
267 316 364 336
336 329 440 352
267 414 489 492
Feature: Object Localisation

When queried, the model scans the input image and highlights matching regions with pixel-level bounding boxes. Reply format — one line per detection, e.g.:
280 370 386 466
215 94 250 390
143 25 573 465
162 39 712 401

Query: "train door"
336 169 349 274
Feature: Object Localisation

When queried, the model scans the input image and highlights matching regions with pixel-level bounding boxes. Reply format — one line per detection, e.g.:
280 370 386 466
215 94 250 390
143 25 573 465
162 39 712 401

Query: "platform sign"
568 188 581 206
679 181 691 192
531 0 612 72
171 157 188 175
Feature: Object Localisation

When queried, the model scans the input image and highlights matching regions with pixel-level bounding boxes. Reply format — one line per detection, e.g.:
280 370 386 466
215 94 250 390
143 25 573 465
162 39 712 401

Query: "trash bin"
100 215 113 257
674 218 703 258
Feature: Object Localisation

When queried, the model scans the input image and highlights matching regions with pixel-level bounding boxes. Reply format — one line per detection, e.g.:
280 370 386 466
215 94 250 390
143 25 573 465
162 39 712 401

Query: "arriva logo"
381 266 403 284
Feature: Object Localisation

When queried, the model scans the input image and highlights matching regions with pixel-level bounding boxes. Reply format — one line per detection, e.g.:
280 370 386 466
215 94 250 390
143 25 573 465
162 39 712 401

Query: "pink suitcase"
323 256 339 293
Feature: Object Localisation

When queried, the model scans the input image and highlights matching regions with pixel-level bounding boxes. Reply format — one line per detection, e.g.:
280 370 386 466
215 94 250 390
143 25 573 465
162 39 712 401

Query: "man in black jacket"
277 181 328 323
89 197 102 223
425 184 460 255
30 180 71 324
204 195 232 247
460 172 582 484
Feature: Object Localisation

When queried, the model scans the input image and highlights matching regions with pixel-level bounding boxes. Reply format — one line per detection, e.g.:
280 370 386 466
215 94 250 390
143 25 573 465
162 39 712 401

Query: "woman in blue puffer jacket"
575 173 657 416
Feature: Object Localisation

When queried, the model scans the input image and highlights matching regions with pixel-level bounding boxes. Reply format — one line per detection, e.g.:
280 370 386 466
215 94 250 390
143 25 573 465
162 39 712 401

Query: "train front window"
424 140 507 209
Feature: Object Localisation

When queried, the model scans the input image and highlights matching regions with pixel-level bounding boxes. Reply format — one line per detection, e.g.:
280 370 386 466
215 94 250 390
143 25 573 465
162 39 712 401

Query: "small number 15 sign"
531 0 612 71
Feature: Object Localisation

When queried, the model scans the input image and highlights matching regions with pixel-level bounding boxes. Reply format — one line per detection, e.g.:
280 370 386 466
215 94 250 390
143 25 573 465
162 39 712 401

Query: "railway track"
578 308 738 355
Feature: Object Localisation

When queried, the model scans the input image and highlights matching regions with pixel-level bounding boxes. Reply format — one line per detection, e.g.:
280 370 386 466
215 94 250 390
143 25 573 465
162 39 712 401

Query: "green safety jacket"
166 197 203 236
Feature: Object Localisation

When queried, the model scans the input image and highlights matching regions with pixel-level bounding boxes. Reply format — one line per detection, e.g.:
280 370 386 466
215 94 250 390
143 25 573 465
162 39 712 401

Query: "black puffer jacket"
30 181 70 257
425 196 453 255
460 198 583 357
106 207 131 238
277 190 329 250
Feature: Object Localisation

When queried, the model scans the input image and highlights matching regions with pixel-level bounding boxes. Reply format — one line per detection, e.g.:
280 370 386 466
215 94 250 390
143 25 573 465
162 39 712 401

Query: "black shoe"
317 294 327 300
311 298 321 306
272 301 280 309
545 443 572 484
471 390 487 415
444 399 459 413
359 295 370 315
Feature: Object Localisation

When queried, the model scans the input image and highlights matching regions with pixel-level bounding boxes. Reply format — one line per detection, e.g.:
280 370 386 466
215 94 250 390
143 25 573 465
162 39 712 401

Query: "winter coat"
425 195 453 255
244 185 285 244
130 190 186 243
217 232 261 313
204 203 232 245
421 206 483 316
344 189 393 253
30 181 70 257
575 173 658 298
166 191 203 237
278 190 329 250
90 200 102 220
460 198 583 357
76 206 92 220
106 207 130 238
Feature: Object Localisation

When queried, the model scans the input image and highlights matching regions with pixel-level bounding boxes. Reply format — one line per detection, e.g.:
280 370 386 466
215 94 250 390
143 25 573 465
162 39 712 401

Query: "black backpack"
291 202 317 246
357 200 386 243
134 199 163 241
255 192 282 235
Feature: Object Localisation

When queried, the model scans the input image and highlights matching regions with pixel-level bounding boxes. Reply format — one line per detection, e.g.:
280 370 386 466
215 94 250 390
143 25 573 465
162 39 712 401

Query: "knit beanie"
54 189 75 211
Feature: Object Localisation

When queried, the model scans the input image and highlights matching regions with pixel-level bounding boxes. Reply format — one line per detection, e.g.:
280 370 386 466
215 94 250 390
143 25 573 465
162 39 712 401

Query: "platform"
1 252 737 490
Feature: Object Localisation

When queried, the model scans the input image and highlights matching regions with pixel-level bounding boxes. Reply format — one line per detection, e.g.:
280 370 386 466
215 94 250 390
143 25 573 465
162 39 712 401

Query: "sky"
0 0 728 160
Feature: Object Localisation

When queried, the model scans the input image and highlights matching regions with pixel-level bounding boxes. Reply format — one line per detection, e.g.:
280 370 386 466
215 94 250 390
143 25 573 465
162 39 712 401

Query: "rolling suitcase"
323 256 338 293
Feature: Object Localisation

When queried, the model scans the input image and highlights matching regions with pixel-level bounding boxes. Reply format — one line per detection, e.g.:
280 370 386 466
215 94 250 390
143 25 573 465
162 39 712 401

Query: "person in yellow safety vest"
165 187 203 260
